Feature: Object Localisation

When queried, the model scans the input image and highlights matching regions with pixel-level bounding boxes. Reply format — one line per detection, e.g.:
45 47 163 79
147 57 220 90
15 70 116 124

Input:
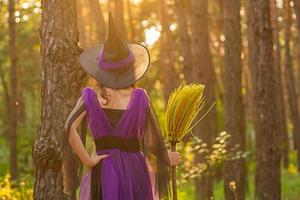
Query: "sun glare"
22 2 30 9
144 26 161 46
131 0 143 5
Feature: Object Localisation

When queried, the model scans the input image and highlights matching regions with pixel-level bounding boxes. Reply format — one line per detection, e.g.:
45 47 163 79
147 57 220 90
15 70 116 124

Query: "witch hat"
79 13 150 88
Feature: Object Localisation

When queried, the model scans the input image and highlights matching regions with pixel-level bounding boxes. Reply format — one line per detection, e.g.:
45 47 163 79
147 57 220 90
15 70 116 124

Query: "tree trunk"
223 0 246 199
114 0 127 38
84 0 95 45
295 0 300 36
33 0 86 199
88 0 106 42
77 0 88 48
0 65 11 145
293 0 300 95
8 0 18 181
108 0 112 12
284 0 300 170
126 0 135 41
248 0 281 199
190 0 217 199
270 0 289 168
174 0 193 82
158 0 179 101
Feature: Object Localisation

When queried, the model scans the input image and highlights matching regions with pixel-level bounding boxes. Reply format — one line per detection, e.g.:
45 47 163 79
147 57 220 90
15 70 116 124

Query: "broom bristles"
165 83 207 143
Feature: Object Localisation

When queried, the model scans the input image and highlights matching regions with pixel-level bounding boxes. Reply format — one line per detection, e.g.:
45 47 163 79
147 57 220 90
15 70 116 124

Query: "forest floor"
179 151 300 200
1 137 300 200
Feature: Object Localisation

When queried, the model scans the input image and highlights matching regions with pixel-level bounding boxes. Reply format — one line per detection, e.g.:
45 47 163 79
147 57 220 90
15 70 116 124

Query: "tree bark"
248 0 281 199
295 0 300 37
223 0 246 199
284 0 300 170
33 0 86 199
126 0 135 41
114 0 127 38
293 0 300 94
174 0 193 82
77 0 88 48
190 0 217 199
8 0 18 181
88 0 106 42
84 0 95 45
270 0 289 168
158 0 179 101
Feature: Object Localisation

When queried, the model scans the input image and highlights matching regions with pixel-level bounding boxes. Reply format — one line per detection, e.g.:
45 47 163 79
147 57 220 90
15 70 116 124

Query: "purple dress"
63 87 171 200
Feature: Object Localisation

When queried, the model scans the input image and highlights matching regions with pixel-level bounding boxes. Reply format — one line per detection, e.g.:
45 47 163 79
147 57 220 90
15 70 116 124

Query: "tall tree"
294 0 300 87
88 0 106 42
114 0 127 38
84 0 95 45
190 0 217 199
248 0 281 199
295 0 300 38
295 0 300 29
158 0 179 101
174 0 193 82
8 0 18 180
270 0 289 167
33 0 86 199
284 0 300 170
77 0 88 48
126 0 135 41
222 0 246 199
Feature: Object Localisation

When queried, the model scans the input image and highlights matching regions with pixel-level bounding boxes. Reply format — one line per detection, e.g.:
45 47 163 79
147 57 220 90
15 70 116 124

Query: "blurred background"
1 0 300 199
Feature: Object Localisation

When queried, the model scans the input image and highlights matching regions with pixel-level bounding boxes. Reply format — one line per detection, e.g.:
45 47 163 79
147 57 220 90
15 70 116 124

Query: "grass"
176 168 300 200
176 158 300 200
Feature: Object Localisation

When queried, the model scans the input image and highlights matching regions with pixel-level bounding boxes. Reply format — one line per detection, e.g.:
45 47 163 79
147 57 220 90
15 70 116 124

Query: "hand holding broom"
165 83 215 200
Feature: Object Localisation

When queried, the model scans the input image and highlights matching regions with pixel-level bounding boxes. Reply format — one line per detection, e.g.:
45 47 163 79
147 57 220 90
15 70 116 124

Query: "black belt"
95 135 140 152
91 135 140 200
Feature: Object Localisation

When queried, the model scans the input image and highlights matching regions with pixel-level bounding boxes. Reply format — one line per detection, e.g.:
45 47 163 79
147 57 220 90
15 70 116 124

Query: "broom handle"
171 144 177 200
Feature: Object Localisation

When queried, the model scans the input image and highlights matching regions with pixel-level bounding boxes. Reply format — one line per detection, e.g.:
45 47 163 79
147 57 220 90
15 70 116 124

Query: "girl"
64 14 180 200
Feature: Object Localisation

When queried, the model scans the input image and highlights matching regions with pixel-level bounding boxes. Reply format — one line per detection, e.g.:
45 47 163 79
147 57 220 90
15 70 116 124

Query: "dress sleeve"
62 94 88 197
63 95 86 146
141 99 171 199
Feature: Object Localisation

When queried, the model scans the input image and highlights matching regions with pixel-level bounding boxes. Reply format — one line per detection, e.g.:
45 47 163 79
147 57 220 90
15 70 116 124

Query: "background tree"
190 0 218 199
126 0 135 41
248 0 281 199
294 0 300 78
77 0 88 48
7 0 19 181
270 0 289 168
113 0 127 37
222 0 246 199
158 0 179 100
174 0 193 82
284 0 300 170
88 0 106 42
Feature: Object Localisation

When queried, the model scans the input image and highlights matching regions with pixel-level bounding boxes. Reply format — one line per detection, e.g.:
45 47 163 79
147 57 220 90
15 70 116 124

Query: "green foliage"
177 131 249 185
213 163 300 200
0 173 33 200
0 0 42 180
0 138 9 176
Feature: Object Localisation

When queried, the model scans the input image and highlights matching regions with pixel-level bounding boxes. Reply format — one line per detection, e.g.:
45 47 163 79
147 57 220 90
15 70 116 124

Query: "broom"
165 83 214 200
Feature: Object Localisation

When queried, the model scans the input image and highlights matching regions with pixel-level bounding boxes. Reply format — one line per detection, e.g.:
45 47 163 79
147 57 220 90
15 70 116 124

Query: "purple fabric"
78 87 153 200
97 48 135 70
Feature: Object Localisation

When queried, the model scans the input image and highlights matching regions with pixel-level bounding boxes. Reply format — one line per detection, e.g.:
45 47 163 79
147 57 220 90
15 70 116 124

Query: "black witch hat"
79 13 150 88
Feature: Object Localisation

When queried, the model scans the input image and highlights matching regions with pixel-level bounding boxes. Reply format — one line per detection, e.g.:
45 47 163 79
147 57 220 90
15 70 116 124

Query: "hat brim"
79 43 150 88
